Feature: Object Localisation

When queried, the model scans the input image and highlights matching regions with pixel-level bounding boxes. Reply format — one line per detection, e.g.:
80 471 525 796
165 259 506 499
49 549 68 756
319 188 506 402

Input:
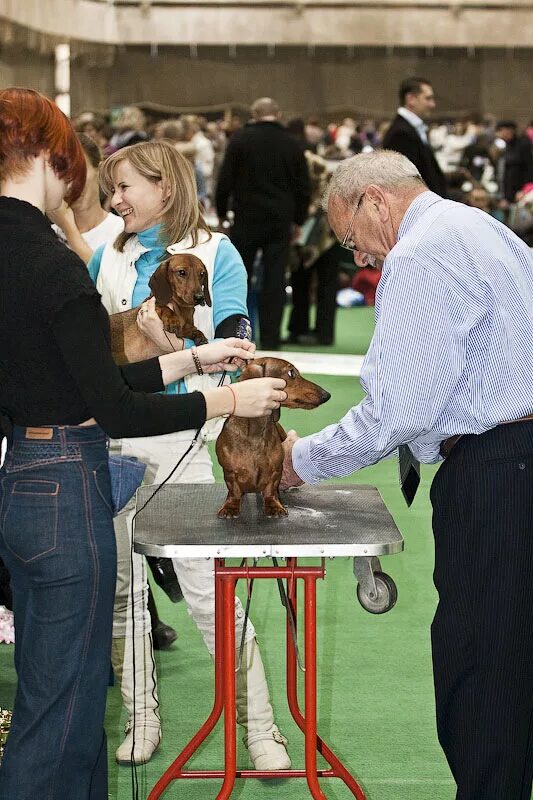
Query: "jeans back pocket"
2 480 59 563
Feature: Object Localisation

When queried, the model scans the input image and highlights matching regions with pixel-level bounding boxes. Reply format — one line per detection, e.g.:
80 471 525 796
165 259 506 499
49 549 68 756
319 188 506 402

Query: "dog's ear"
237 362 265 381
203 279 212 308
260 357 284 379
149 260 173 306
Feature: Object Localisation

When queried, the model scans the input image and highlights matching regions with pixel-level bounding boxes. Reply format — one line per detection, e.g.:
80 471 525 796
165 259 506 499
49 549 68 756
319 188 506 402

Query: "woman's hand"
48 200 76 233
196 338 256 374
230 377 287 417
136 297 183 353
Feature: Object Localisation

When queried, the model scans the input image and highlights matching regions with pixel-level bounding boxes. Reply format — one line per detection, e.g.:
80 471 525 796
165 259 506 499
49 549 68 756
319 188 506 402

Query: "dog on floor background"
109 253 210 364
216 357 330 518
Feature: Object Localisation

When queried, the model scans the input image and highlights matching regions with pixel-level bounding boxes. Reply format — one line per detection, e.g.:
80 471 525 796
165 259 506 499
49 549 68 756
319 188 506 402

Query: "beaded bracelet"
191 348 204 376
224 384 237 415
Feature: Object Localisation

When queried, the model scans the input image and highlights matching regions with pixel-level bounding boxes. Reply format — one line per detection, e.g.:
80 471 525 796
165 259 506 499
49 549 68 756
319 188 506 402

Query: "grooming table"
134 484 403 800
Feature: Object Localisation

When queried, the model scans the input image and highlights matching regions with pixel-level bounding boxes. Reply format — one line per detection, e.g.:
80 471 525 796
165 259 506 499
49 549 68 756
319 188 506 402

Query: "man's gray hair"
323 150 424 210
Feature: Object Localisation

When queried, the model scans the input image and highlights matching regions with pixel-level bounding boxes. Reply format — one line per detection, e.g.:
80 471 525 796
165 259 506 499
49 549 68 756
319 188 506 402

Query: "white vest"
97 229 230 439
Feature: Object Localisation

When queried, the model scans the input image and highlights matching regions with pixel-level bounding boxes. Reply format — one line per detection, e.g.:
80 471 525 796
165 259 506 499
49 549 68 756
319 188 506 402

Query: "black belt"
440 414 533 459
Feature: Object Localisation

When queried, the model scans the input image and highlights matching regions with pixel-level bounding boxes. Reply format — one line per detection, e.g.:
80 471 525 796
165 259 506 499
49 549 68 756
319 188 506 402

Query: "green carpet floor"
0 307 525 799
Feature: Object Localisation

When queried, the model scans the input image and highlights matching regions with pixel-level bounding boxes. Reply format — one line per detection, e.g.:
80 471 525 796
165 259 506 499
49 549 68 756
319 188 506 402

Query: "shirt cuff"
292 436 327 485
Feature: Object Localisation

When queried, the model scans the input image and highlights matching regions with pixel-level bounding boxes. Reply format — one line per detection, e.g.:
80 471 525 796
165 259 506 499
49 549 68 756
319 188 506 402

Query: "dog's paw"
263 499 288 518
217 503 241 519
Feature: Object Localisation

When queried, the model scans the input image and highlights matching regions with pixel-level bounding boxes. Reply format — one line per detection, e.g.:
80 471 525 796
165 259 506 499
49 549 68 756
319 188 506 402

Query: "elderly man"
281 150 533 800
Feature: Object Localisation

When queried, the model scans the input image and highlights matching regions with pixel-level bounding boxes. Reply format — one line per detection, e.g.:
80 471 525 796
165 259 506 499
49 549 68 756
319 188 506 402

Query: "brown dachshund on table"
109 254 211 364
216 357 330 518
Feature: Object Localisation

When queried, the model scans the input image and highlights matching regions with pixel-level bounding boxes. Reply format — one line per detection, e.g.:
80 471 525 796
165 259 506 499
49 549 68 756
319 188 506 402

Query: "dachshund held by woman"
109 253 211 364
216 357 330 518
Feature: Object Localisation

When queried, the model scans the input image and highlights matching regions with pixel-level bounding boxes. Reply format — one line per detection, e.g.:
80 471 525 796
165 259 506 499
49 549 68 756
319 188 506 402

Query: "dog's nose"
193 293 206 305
319 389 331 404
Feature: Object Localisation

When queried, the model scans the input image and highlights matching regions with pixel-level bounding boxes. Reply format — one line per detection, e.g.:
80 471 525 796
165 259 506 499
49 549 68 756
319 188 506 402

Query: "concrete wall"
69 45 533 124
0 47 54 95
3 0 533 48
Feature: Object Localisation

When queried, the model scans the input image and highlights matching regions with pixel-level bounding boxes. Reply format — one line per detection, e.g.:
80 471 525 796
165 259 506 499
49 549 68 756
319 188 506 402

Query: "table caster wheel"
357 572 398 614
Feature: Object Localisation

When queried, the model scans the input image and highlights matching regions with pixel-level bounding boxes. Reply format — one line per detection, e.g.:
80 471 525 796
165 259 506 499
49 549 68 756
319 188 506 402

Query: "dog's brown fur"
215 357 330 518
109 254 211 365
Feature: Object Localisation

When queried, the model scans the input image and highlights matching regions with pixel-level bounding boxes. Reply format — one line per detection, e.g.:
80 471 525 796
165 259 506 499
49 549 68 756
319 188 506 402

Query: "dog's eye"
287 369 294 378
177 269 186 277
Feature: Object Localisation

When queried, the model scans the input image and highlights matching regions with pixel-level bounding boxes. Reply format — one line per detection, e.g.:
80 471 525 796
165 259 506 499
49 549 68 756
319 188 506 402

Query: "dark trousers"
288 242 340 344
231 221 291 349
0 425 117 800
430 421 533 800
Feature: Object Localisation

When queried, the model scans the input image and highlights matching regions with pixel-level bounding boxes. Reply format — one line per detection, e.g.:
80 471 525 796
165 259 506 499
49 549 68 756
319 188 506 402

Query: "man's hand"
280 429 305 491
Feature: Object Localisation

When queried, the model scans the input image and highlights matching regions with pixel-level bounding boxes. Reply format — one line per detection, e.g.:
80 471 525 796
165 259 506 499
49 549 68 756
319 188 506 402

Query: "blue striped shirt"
292 191 533 483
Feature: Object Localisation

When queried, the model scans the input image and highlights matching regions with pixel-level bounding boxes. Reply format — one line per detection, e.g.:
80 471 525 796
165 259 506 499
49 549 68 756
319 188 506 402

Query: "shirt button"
518 463 526 470
121 299 127 306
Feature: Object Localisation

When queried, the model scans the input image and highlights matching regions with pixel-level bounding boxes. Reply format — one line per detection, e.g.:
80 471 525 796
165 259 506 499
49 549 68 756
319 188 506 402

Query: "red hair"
0 87 86 204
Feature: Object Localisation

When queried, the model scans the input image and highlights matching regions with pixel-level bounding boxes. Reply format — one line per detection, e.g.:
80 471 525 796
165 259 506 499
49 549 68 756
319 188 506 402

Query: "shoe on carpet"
152 621 177 650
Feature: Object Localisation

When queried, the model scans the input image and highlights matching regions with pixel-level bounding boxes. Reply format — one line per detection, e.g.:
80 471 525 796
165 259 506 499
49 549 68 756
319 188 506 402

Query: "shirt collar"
397 107 427 136
397 191 443 241
137 223 165 250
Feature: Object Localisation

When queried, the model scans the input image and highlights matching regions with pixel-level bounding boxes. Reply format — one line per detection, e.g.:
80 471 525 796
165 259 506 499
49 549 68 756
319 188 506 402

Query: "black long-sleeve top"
215 121 311 227
0 197 206 439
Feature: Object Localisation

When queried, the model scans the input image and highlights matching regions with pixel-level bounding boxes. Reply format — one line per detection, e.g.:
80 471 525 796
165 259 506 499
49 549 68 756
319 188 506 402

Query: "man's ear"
366 184 390 222
148 260 173 305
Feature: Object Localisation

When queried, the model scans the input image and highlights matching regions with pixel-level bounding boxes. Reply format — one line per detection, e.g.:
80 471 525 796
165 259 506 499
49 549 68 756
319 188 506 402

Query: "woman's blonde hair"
99 139 211 252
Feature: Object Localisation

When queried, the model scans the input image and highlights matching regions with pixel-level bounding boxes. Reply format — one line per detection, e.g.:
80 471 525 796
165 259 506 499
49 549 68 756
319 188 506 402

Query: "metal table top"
133 484 403 559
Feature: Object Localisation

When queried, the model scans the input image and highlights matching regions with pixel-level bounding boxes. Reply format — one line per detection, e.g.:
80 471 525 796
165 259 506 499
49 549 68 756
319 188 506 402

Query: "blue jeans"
0 425 117 800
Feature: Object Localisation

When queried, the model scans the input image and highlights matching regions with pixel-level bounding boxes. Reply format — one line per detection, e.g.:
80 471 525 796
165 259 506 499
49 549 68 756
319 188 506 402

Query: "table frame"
148 557 367 800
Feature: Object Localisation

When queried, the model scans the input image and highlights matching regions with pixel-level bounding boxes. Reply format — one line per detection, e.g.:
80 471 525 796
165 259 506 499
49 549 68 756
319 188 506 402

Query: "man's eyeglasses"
340 192 366 252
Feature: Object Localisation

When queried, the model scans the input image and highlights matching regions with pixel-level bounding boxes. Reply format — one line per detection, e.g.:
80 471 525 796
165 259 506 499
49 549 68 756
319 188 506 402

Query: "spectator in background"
181 115 215 199
305 116 325 152
286 121 338 346
51 133 124 264
460 132 496 185
383 77 447 196
494 120 533 206
152 119 209 206
74 111 111 152
216 97 310 349
107 106 148 153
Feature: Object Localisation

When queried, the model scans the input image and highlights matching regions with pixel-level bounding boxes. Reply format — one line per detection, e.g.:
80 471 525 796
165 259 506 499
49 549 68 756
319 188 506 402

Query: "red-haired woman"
0 88 286 800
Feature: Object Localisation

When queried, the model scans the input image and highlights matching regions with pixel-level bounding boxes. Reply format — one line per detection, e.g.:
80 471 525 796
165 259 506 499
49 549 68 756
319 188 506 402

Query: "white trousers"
112 431 256 653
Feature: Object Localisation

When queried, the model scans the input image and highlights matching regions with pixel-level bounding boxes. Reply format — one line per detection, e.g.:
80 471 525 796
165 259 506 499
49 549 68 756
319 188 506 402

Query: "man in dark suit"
383 77 447 197
216 97 310 349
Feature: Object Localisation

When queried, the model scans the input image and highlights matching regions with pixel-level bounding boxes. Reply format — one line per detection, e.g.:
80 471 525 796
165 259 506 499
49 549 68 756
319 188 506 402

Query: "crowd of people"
73 83 533 350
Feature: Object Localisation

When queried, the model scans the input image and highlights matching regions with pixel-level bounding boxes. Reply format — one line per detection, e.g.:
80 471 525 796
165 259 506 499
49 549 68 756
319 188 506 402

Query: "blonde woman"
88 141 291 770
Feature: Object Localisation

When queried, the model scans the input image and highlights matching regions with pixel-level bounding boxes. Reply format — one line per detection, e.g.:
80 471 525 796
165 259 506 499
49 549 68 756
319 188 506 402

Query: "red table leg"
286 561 367 800
303 575 328 800
147 563 225 800
216 575 238 800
